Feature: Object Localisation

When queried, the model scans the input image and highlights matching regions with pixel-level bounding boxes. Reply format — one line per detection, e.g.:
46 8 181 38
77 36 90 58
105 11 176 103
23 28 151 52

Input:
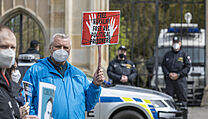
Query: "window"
5 14 44 57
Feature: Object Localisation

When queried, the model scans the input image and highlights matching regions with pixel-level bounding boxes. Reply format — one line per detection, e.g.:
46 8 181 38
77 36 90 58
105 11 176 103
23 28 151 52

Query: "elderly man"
0 25 36 119
23 33 104 119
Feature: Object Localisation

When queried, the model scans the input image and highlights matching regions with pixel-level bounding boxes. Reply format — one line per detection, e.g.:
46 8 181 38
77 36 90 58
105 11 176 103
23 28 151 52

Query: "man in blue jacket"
23 33 105 119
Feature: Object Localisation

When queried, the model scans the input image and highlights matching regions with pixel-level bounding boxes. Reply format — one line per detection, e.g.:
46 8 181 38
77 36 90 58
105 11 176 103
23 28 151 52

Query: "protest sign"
82 11 120 46
38 82 56 119
22 81 33 104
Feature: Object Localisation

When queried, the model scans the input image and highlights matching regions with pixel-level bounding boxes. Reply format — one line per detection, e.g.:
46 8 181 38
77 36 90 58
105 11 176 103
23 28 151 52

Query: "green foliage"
109 16 130 61
110 0 205 62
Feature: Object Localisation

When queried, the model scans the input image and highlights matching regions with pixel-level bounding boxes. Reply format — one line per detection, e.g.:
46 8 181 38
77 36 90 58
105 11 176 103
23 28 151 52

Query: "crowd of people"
0 25 191 119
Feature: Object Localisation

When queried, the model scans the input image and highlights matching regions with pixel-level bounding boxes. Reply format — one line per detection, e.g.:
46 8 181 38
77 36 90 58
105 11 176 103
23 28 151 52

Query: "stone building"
0 0 109 76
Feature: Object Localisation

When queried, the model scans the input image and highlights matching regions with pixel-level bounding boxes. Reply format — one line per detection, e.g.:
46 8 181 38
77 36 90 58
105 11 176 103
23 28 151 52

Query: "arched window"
4 13 45 57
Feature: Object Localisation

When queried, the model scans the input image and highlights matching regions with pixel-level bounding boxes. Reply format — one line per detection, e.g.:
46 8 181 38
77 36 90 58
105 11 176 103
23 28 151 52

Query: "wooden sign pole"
98 45 101 68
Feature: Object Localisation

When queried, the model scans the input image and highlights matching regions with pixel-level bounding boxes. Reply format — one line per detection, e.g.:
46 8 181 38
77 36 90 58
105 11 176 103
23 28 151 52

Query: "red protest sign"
81 11 120 46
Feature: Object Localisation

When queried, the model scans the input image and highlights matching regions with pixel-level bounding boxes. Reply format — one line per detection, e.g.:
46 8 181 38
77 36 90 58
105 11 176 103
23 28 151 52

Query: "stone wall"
0 0 110 77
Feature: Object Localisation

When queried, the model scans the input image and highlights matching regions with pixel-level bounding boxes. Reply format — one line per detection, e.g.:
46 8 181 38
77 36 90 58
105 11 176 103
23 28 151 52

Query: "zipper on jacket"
62 79 70 118
172 53 176 69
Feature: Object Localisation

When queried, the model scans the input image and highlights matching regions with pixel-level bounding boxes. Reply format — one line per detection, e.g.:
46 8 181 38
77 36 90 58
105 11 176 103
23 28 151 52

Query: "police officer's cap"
31 40 40 45
118 45 127 51
172 36 181 43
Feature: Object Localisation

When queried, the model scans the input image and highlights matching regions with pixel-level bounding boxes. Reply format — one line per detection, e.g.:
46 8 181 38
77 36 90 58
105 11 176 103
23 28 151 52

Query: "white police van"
151 13 205 105
18 54 40 82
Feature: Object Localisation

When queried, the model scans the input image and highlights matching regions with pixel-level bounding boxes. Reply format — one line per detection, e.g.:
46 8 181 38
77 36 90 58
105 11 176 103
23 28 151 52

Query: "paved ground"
188 106 208 119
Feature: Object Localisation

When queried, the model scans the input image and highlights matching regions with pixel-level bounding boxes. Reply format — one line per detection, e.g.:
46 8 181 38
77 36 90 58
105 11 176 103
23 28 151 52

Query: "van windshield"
158 46 205 65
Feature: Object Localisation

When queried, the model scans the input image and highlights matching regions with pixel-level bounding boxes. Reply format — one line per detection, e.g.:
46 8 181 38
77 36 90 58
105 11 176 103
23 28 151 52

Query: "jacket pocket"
175 61 184 70
71 75 85 99
40 75 54 84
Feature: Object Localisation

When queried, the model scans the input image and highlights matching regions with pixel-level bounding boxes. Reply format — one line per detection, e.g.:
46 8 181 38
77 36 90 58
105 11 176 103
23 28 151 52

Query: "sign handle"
98 45 101 68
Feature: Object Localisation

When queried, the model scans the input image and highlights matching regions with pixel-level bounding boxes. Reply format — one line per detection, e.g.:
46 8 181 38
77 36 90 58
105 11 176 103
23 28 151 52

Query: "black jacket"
0 71 20 119
107 58 137 85
25 48 40 54
162 49 191 78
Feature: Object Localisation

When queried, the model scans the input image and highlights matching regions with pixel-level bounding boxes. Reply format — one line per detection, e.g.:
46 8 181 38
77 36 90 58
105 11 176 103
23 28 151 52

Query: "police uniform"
107 46 137 85
162 37 191 106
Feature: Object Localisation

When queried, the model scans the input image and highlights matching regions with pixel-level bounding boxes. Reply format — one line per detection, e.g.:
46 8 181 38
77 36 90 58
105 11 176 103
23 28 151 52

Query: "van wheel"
112 110 145 119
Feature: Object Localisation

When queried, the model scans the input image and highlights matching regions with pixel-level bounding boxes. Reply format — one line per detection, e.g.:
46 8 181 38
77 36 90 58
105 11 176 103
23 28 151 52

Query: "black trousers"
165 77 188 106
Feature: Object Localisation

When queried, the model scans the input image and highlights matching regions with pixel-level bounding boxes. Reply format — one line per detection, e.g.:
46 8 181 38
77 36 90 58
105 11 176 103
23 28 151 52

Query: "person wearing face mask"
0 25 37 119
107 45 137 85
7 59 24 106
7 59 26 107
23 33 105 119
162 36 191 108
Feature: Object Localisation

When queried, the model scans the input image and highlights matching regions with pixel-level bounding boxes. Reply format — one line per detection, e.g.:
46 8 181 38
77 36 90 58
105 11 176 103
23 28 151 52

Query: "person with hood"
107 45 137 85
0 25 37 119
23 33 105 119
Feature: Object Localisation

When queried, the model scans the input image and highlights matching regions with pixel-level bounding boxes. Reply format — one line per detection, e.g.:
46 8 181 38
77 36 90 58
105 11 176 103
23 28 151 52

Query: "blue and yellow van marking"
122 97 134 102
148 105 158 119
100 96 158 119
100 96 123 102
133 98 143 102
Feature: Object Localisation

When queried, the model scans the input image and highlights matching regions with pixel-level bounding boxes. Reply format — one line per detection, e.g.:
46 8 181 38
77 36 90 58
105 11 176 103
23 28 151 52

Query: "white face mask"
0 49 15 68
11 69 21 83
173 43 180 50
52 49 69 62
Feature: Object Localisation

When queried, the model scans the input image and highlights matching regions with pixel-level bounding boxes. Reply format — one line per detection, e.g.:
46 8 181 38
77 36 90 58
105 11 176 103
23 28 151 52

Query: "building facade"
0 0 109 76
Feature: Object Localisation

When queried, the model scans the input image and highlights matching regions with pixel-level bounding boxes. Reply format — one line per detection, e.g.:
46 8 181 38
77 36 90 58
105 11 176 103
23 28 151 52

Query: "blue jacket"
23 57 101 119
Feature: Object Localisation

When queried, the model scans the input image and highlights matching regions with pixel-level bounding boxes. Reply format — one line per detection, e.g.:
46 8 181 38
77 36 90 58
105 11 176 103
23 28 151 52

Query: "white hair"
50 33 72 47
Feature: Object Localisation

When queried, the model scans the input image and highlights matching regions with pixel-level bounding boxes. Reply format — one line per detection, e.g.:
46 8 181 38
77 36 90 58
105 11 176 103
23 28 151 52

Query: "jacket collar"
38 57 72 78
0 70 12 93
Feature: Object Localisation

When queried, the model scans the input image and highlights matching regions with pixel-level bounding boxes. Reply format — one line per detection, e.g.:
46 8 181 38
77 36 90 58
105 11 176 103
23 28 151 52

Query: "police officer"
107 46 137 85
25 40 40 54
162 36 191 107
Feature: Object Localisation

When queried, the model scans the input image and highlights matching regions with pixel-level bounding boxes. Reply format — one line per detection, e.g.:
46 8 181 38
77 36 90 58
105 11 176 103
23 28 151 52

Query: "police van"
18 54 40 82
151 13 205 105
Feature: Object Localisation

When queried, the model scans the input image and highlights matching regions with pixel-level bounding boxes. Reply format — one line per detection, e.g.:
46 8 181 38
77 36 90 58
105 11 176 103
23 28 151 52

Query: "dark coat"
25 48 40 55
0 71 20 119
162 49 191 104
162 49 191 78
107 58 137 85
